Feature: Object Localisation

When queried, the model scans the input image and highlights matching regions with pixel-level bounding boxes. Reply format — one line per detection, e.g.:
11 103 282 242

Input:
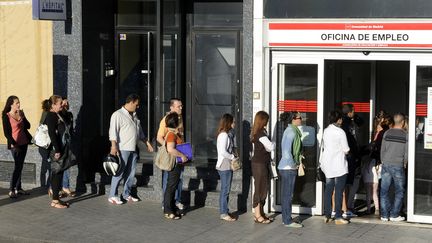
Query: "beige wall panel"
0 2 53 144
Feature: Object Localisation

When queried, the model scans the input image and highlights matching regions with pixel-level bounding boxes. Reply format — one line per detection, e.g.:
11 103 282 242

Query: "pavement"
0 187 431 243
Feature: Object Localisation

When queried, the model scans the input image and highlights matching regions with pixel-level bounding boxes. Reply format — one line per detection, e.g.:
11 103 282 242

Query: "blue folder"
176 142 193 163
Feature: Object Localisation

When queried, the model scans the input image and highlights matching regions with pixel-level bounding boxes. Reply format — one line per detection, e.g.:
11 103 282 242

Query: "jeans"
324 174 347 219
10 145 28 191
280 169 297 224
380 163 406 218
62 169 70 189
218 170 233 215
164 165 182 214
109 150 138 198
162 168 183 205
39 147 51 188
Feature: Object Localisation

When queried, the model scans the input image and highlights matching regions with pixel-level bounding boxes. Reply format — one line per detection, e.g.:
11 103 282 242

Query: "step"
182 165 244 180
181 177 243 193
183 189 249 212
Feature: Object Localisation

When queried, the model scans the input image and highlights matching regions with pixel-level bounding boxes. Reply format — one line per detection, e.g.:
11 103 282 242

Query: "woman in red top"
163 112 188 220
2 95 32 198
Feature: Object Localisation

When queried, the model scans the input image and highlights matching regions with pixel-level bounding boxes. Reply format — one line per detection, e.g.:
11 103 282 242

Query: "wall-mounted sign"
265 22 432 49
32 0 66 21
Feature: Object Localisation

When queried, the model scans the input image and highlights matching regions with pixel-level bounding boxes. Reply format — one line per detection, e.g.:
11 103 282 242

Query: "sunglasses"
293 117 302 120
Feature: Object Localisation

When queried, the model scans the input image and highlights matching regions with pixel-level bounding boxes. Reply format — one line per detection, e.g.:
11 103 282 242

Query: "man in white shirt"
108 94 154 205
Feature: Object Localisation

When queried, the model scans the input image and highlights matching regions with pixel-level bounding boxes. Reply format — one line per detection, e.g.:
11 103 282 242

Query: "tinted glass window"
117 0 156 27
264 0 432 18
194 2 242 27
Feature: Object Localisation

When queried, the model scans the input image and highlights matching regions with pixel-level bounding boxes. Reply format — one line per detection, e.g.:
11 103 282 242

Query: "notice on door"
424 118 432 149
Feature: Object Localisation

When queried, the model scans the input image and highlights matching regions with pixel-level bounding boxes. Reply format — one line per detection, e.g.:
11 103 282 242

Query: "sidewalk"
0 187 431 243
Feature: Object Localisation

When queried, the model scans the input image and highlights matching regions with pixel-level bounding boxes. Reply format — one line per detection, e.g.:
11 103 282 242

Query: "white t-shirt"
320 124 350 178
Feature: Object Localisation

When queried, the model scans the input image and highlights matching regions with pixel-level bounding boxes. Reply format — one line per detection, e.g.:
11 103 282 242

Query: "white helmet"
103 154 120 176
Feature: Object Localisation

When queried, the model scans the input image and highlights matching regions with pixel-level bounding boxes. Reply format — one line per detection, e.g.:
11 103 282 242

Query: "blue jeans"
324 174 347 219
109 151 138 198
162 168 183 204
280 169 297 224
62 169 70 189
380 163 406 218
218 170 233 215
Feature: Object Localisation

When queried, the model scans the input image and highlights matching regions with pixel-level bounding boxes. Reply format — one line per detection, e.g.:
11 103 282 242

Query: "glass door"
269 52 324 215
408 61 432 224
116 32 155 159
189 31 241 163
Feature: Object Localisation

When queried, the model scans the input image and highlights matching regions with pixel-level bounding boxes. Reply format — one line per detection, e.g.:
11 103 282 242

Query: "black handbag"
50 144 75 174
317 167 326 182
317 138 326 182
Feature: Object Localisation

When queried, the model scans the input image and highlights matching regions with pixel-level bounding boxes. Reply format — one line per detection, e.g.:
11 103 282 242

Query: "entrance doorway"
116 31 155 159
268 51 432 223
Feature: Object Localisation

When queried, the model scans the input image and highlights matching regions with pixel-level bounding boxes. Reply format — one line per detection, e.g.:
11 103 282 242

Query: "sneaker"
284 222 303 228
389 216 405 222
331 211 336 217
175 202 185 210
342 211 357 218
108 197 123 205
126 196 139 202
335 218 349 225
380 217 389 221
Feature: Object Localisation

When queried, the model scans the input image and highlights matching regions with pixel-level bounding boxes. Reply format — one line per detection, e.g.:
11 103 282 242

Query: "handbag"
317 138 326 181
298 155 306 177
32 124 51 149
269 161 278 179
154 132 176 171
231 157 242 171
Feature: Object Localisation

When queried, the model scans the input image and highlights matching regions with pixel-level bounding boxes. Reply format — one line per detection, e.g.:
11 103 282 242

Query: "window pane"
414 66 432 216
193 2 242 27
117 0 156 27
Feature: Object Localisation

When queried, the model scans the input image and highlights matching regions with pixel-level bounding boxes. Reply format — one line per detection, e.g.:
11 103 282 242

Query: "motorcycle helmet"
103 154 120 176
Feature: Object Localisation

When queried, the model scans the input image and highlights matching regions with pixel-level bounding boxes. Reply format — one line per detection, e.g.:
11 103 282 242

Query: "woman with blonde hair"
216 113 237 222
251 111 275 224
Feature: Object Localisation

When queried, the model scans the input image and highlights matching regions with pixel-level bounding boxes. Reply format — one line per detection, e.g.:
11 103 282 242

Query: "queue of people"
1 93 410 225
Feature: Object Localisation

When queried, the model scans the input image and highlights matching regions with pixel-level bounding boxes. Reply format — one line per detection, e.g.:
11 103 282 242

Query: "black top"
2 113 32 149
251 130 272 164
44 112 63 153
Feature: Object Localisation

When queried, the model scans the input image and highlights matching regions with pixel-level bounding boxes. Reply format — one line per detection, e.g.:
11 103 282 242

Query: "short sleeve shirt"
166 132 183 145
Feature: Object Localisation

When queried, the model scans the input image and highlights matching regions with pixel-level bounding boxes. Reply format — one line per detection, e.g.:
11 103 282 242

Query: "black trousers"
10 144 28 191
51 171 64 200
163 165 182 214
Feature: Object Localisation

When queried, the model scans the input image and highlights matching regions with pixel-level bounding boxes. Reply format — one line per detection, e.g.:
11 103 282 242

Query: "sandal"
61 189 76 198
254 216 271 224
164 213 181 220
51 200 69 209
220 215 236 222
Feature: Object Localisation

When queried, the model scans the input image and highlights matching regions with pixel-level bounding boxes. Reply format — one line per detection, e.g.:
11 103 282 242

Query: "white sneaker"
284 222 303 228
108 197 123 205
331 211 336 217
343 211 357 218
380 217 389 221
126 196 139 202
175 202 185 210
390 216 405 222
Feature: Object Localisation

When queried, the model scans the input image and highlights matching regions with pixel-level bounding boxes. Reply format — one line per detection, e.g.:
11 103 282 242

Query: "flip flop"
51 201 68 209
254 216 271 224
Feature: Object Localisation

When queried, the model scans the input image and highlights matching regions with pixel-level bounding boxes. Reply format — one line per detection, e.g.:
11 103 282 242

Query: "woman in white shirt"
320 110 350 225
251 111 275 224
215 114 237 222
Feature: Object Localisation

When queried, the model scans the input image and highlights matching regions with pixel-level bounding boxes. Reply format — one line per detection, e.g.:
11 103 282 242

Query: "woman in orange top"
2 95 32 198
164 112 188 220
